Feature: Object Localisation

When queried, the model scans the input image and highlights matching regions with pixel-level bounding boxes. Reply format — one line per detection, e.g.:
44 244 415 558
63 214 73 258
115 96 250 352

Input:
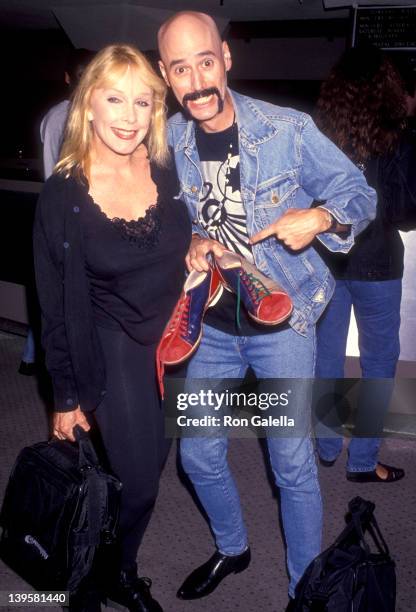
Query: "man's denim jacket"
168 89 377 334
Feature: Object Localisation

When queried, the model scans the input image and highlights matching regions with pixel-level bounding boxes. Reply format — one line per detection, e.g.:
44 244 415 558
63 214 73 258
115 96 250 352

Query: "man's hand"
250 208 332 251
186 234 227 272
53 407 90 442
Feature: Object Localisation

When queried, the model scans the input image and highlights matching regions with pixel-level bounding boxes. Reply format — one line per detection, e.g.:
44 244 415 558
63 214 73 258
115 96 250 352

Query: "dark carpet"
0 332 415 612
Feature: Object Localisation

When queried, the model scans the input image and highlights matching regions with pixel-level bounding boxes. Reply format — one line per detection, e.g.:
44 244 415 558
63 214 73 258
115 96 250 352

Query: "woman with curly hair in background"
314 46 416 482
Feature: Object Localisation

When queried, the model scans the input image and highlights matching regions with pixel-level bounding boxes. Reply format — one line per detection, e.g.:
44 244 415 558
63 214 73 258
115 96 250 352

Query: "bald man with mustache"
158 12 376 609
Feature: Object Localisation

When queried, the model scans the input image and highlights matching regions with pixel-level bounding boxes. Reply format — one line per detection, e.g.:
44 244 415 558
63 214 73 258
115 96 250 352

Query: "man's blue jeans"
180 323 322 598
315 279 401 471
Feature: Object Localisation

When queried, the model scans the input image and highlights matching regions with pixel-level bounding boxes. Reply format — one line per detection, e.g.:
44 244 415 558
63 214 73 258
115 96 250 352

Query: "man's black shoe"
105 566 163 612
177 548 251 600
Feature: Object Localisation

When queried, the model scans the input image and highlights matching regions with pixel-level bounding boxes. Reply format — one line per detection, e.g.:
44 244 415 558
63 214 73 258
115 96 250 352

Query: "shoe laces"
179 296 191 337
122 574 154 601
235 271 271 328
156 293 190 399
165 293 190 337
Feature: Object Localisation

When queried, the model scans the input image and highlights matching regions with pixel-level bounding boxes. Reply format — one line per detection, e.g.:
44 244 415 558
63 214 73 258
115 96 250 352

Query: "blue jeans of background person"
22 328 36 363
315 279 402 472
181 324 322 598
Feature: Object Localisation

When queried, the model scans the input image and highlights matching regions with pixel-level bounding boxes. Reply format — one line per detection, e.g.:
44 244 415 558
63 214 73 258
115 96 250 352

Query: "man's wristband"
319 208 338 233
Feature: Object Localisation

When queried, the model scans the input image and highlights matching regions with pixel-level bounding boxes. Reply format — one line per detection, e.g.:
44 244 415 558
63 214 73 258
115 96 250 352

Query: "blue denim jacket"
168 89 377 334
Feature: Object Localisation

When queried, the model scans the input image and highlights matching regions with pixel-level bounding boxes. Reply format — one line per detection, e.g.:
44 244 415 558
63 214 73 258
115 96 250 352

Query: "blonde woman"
34 44 191 612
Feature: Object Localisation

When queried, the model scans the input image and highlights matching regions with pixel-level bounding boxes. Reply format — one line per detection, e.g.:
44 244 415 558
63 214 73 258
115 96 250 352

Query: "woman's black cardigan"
34 174 106 413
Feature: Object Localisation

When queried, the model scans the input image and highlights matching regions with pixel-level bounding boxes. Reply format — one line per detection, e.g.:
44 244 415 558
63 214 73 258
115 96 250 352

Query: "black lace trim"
84 159 178 248
88 195 163 249
111 203 162 248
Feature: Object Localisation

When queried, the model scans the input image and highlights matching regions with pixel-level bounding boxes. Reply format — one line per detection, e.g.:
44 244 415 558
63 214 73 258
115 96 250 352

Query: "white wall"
346 231 416 361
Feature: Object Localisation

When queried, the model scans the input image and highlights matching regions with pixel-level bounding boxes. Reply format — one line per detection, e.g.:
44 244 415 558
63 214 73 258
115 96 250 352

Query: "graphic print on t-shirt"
195 121 276 336
198 153 253 262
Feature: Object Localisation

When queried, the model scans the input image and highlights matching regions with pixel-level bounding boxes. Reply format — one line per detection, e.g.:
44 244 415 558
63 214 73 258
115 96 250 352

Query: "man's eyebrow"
169 50 216 69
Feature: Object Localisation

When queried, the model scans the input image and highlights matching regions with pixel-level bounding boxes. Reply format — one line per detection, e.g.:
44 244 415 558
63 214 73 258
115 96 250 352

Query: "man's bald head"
157 10 234 132
158 11 222 59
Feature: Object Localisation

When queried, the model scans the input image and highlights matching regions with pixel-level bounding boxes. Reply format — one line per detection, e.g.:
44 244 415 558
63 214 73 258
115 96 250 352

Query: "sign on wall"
352 5 416 49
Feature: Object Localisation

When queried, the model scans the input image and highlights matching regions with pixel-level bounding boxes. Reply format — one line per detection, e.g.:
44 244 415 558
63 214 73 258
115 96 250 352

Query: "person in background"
157 12 376 610
18 48 95 377
18 328 37 375
40 48 95 179
315 47 416 482
34 44 191 611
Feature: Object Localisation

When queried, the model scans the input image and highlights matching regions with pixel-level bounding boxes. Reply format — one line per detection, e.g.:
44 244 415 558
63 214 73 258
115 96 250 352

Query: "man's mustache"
182 87 222 107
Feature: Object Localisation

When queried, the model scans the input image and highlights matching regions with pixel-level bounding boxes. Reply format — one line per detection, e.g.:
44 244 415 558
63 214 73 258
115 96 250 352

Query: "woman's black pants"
92 326 170 571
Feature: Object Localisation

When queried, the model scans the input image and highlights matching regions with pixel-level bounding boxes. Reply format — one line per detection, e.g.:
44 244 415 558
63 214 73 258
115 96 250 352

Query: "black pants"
93 326 170 570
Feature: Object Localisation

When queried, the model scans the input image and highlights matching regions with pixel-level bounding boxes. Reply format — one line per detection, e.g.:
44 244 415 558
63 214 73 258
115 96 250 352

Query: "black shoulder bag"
292 496 396 611
0 426 121 594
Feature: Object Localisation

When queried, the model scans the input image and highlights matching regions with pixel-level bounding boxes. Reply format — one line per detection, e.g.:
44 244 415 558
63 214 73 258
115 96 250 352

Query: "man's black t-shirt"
195 122 277 336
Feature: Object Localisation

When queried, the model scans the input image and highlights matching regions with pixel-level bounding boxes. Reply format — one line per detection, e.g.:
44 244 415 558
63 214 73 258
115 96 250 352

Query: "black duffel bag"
292 496 396 611
0 426 122 594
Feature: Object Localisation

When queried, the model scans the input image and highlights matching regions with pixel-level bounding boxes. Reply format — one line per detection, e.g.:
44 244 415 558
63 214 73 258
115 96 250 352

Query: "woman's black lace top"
93 198 162 249
112 206 161 246
82 160 191 344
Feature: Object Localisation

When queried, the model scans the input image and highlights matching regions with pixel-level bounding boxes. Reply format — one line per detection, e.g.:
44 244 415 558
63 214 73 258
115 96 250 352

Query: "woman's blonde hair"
56 44 168 179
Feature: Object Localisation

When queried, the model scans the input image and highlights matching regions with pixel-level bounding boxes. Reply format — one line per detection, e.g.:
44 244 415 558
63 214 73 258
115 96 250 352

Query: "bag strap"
366 515 391 556
330 497 369 548
73 425 100 470
71 470 106 548
85 468 107 545
348 496 375 530
72 426 108 546
348 496 375 554
348 496 391 557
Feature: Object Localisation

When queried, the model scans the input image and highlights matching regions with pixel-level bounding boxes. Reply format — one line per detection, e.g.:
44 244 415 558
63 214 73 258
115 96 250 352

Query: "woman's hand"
53 407 90 442
185 234 226 272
